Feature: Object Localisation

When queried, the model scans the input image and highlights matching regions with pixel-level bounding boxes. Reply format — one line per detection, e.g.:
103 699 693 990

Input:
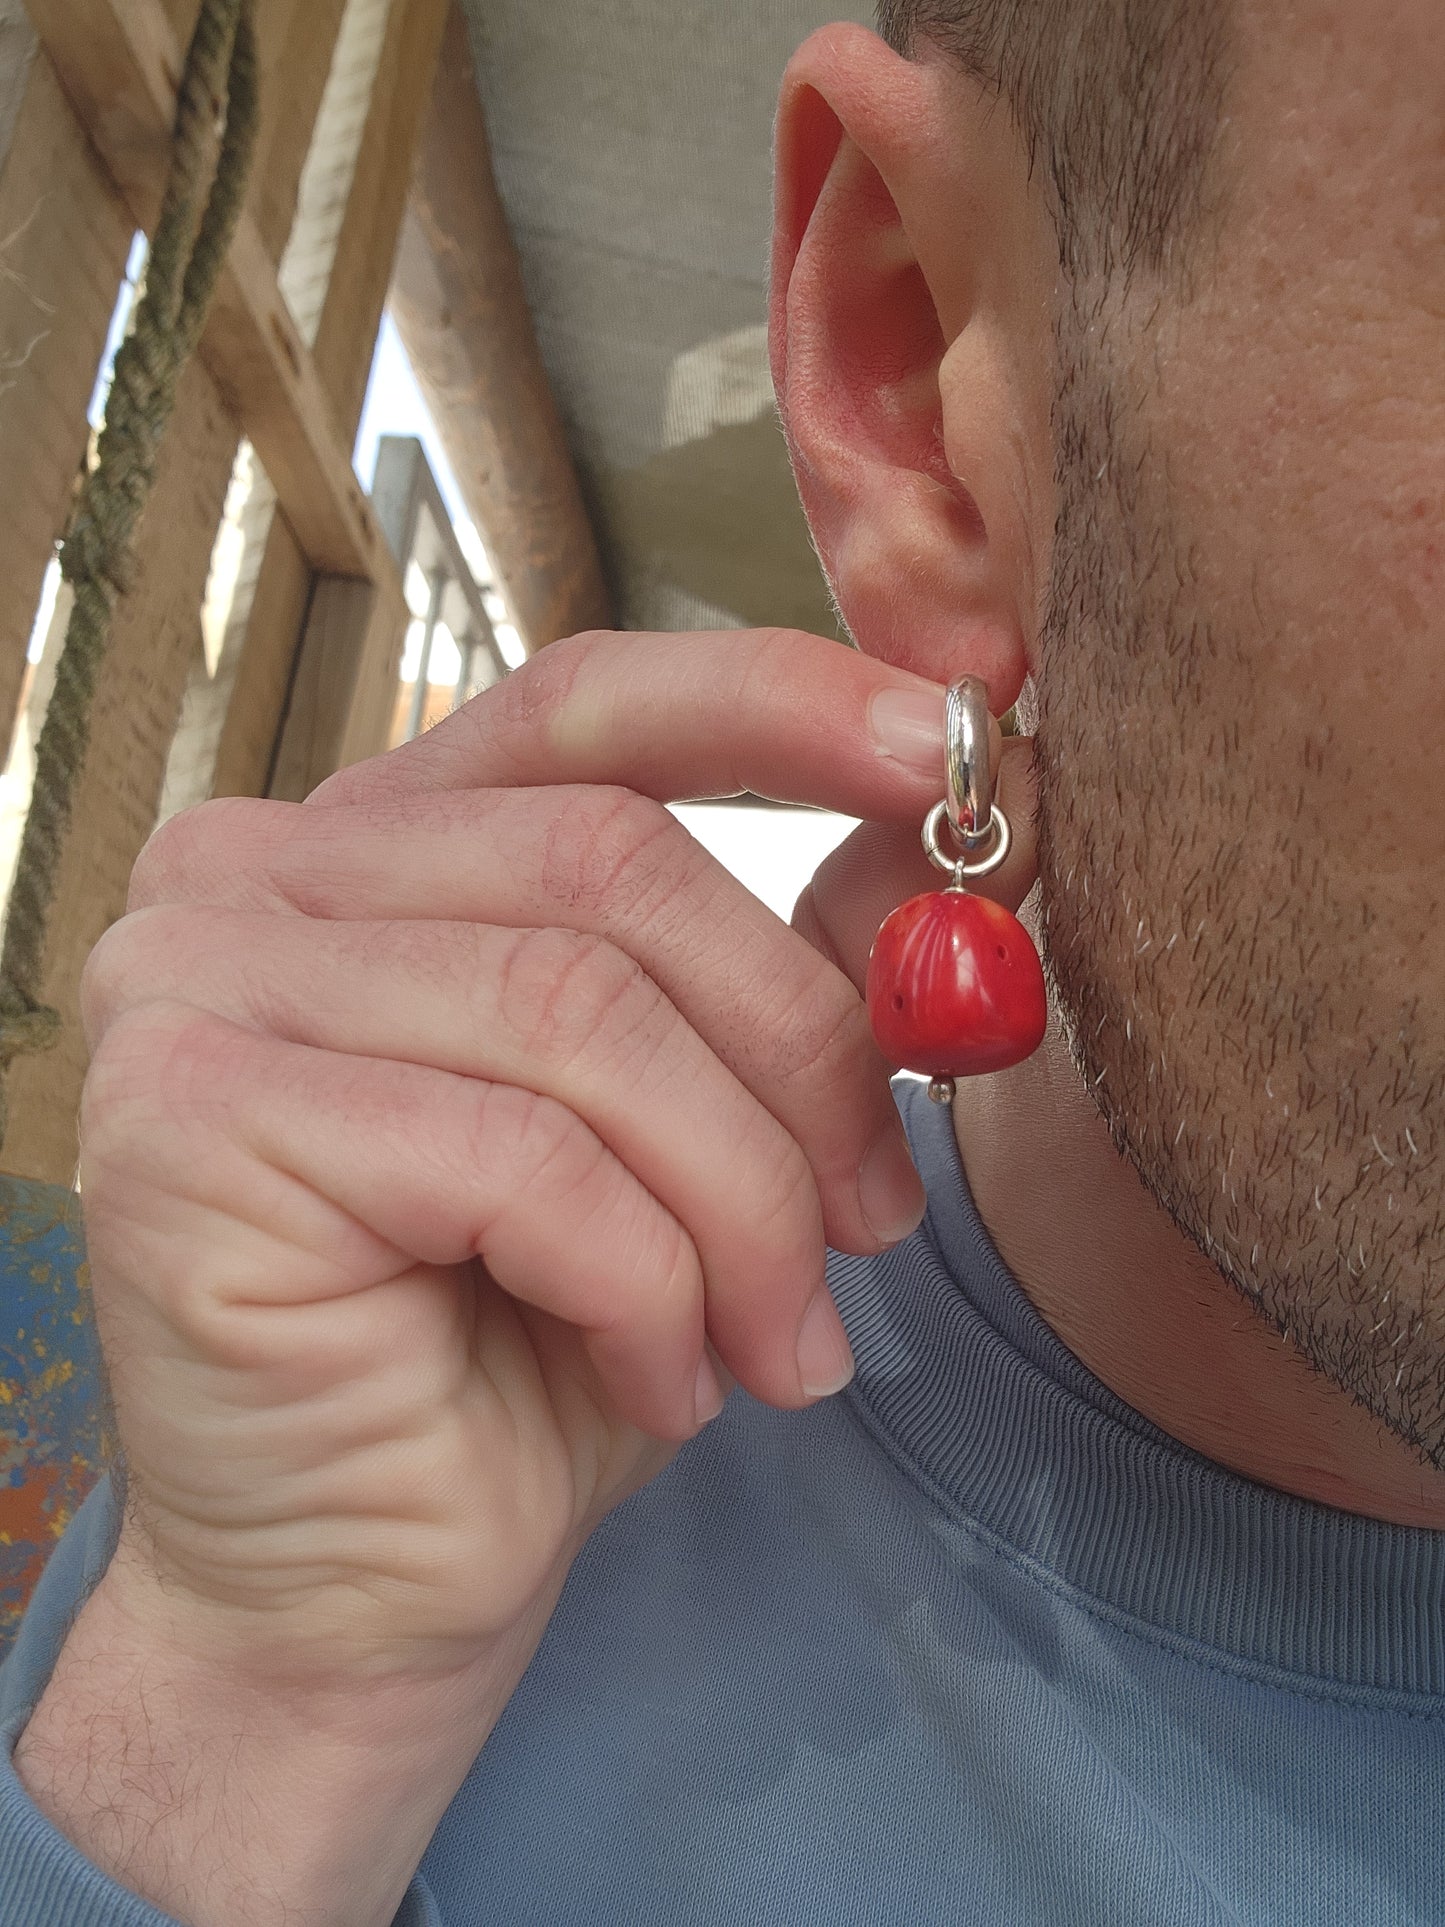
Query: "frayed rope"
0 0 259 1141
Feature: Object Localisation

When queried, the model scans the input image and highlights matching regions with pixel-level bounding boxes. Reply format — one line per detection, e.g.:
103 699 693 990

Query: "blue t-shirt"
3 1078 1443 1924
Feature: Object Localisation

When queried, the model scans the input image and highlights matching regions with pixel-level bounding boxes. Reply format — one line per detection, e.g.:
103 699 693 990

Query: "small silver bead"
926 1076 956 1106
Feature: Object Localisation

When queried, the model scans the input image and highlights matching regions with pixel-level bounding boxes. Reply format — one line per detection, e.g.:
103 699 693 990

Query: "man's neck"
948 1014 1445 1530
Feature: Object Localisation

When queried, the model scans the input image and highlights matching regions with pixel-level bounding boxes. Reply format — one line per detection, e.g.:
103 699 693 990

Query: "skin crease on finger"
774 4 1445 1527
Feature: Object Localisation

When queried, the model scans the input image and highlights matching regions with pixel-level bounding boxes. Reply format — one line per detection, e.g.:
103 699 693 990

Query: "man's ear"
769 23 1055 715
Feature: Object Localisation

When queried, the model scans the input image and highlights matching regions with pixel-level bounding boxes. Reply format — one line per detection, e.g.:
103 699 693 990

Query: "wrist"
14 1555 555 1927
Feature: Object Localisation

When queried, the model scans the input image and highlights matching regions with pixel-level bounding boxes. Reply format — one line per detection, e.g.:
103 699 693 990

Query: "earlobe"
769 25 1052 713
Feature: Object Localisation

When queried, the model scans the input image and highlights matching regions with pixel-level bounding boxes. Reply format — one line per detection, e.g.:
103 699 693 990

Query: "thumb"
793 735 1040 997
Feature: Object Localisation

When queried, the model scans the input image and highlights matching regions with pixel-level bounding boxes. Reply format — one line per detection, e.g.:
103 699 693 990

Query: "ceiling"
460 0 873 641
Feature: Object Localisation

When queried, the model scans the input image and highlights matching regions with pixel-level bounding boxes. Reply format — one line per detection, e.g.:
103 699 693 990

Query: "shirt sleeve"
0 1478 442 1926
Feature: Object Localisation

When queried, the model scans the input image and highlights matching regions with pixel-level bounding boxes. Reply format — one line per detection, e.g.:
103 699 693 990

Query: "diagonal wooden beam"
0 1 133 753
215 0 446 803
390 3 612 654
24 0 390 584
3 0 418 1185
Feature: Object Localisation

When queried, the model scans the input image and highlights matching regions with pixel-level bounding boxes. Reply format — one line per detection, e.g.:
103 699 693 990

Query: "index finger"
309 627 1002 817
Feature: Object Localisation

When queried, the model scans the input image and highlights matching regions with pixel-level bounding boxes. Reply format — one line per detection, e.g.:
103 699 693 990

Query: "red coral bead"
867 888 1048 1078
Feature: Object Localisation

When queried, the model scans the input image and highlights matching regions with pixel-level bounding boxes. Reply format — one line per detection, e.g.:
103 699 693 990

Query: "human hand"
17 628 1030 1925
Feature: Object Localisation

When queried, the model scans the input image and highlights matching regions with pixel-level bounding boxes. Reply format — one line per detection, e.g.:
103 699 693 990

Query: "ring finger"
85 911 852 1410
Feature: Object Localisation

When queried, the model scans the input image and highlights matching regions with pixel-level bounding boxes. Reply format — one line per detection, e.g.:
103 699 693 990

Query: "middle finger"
88 906 848 1409
131 785 932 1253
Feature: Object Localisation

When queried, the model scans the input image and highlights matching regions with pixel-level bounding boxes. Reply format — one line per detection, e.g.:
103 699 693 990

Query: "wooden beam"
390 3 611 653
206 218 382 574
309 3 444 449
181 463 309 800
267 571 408 802
245 0 356 263
26 0 386 581
215 0 449 802
0 2 133 753
3 0 350 1183
161 0 404 820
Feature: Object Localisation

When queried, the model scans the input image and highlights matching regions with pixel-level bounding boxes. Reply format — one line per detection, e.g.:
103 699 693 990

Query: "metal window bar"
370 435 508 739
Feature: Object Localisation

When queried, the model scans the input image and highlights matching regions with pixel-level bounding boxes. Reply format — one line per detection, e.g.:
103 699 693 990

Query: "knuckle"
748 1124 818 1237
78 922 133 1048
316 911 427 986
501 1092 701 1335
736 626 817 705
465 1082 594 1208
453 1083 703 1337
127 796 274 911
536 786 685 923
584 1189 701 1341
79 1009 154 1152
350 913 446 984
79 905 190 1048
494 926 656 1069
81 1000 239 1162
377 919 498 1027
767 962 873 1096
638 1202 703 1326
483 630 598 753
789 880 845 974
307 633 611 806
80 1005 262 1350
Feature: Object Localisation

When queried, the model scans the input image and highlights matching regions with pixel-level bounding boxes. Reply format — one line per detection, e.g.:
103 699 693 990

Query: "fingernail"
694 1352 726 1426
858 1129 928 1246
796 1289 856 1399
869 686 946 775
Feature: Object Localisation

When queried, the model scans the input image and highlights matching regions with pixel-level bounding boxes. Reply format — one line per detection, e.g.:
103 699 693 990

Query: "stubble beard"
1022 284 1445 1472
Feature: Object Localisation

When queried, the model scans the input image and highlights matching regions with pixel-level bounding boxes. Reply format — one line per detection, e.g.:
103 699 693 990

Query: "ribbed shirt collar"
828 1077 1445 1701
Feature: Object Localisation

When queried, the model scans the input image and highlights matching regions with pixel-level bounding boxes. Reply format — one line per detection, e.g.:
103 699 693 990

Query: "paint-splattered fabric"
0 1180 103 1654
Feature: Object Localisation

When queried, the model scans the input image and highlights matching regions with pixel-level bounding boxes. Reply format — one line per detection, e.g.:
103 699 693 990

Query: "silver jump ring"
946 677 994 849
922 797 1012 880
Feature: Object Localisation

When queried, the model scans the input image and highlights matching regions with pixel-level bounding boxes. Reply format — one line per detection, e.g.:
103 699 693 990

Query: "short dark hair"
875 0 1229 279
